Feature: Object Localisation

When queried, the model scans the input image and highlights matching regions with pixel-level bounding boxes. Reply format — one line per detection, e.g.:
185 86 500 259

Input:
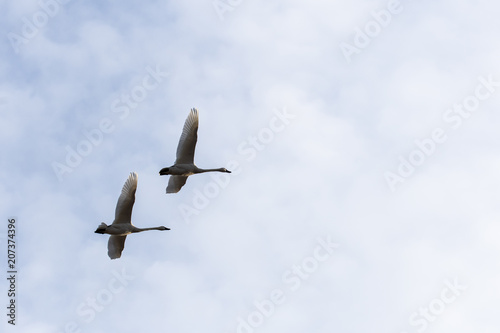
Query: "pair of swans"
95 108 231 259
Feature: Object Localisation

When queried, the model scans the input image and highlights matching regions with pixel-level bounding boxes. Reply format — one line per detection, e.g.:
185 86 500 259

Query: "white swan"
159 108 231 193
95 172 170 259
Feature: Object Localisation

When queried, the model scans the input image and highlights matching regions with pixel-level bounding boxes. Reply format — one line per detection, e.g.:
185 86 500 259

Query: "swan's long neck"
133 226 165 233
195 167 226 173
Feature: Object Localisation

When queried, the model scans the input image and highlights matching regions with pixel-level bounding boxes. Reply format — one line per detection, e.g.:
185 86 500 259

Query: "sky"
1 0 500 332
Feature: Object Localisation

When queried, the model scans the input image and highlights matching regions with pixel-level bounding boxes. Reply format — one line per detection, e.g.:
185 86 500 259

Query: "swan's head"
159 226 170 231
94 222 107 234
159 168 170 176
221 168 231 173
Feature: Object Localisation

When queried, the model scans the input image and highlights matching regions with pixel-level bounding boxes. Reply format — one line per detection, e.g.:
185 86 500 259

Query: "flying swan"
159 108 231 193
95 172 170 259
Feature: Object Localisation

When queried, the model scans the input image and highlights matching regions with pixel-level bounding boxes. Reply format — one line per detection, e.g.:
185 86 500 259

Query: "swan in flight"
95 172 170 259
159 108 231 193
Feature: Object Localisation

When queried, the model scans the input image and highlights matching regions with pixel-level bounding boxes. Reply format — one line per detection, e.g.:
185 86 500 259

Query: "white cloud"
1 0 500 332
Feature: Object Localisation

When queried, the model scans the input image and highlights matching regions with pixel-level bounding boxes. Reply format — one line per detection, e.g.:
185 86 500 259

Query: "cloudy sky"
1 0 500 332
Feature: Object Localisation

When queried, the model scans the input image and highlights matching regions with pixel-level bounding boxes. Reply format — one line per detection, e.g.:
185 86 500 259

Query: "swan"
95 172 170 259
159 108 231 193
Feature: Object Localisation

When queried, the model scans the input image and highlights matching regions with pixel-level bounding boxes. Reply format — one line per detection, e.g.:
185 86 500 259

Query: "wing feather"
108 235 127 259
113 172 138 224
166 175 188 193
175 108 199 164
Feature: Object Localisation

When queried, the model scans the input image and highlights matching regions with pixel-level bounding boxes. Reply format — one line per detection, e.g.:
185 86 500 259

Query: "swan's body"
159 108 231 193
95 172 170 259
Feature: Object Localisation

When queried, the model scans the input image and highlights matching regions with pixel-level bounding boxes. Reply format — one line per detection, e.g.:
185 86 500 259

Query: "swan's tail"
94 222 108 234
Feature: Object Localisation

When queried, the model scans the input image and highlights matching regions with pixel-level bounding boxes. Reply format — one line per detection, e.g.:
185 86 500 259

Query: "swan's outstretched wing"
167 175 188 193
113 172 138 224
175 108 199 164
108 235 127 259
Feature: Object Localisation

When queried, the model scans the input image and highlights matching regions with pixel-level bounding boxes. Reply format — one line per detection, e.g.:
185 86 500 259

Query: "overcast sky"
1 0 500 332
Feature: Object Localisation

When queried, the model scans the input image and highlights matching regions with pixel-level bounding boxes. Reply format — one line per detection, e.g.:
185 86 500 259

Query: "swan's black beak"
225 169 232 173
159 168 169 176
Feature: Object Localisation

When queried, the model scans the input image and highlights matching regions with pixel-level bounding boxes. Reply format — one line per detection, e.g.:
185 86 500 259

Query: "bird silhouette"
159 108 231 193
95 172 170 259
